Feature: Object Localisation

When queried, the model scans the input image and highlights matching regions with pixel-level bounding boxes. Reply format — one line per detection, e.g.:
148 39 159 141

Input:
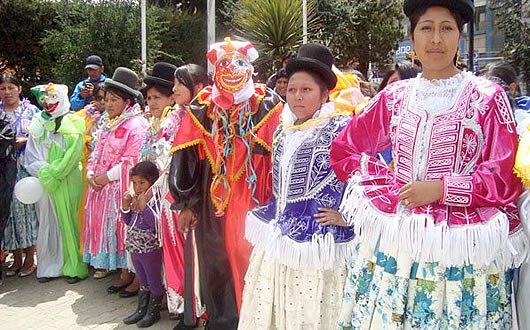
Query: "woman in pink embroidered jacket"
82 67 148 291
331 1 529 329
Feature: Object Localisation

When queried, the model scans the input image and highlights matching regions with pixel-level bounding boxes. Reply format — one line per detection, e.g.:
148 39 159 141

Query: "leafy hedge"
0 0 206 96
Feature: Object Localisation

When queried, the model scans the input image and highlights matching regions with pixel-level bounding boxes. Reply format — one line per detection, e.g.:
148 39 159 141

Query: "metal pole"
467 0 474 72
207 0 216 73
141 0 147 76
302 0 307 44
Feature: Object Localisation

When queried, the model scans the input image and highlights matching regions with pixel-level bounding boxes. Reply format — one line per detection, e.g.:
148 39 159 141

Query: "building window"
475 7 487 33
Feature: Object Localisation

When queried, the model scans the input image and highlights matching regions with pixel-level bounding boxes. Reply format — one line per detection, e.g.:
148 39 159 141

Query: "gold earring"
410 49 417 64
405 49 417 65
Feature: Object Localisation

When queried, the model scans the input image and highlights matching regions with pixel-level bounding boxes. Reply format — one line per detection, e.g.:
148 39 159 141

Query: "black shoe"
107 280 133 294
38 277 53 283
136 294 163 328
66 276 82 284
119 288 139 298
123 289 150 325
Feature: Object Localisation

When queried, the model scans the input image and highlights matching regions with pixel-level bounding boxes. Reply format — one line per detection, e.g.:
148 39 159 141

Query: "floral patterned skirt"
2 167 38 250
337 243 513 330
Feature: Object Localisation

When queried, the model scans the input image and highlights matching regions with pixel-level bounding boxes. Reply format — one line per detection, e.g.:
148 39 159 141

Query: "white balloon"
15 177 44 204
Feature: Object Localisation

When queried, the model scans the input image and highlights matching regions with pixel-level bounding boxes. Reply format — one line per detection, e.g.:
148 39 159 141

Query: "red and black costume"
169 82 281 329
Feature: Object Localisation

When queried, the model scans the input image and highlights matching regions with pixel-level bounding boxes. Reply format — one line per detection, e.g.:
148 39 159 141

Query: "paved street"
0 267 190 330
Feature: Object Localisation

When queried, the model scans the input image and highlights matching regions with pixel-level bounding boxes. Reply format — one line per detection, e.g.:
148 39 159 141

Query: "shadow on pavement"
0 267 178 329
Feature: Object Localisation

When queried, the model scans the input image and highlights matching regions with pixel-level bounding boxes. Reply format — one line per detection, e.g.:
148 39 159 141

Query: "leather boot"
123 289 150 324
136 294 163 328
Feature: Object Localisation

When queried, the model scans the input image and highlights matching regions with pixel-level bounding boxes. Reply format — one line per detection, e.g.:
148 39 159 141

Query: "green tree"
0 0 59 93
153 6 207 68
41 0 166 89
317 0 404 77
1 0 209 95
223 0 318 79
489 0 530 88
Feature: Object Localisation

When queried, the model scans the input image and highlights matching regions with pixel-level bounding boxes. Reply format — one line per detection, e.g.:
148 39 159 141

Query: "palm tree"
227 0 318 77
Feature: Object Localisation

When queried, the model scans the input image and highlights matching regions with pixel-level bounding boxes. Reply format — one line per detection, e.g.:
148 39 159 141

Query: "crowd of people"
1 0 530 329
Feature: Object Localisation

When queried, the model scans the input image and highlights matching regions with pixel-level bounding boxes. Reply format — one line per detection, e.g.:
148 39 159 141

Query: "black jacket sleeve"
168 146 202 211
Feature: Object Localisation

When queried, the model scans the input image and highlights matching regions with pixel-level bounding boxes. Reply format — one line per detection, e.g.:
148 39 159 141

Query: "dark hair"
409 6 465 35
378 70 395 92
378 61 421 92
282 51 297 62
130 161 159 185
146 84 173 98
0 73 22 88
92 83 105 101
175 64 209 98
276 68 288 80
394 60 422 80
485 62 518 86
104 86 136 105
289 69 329 93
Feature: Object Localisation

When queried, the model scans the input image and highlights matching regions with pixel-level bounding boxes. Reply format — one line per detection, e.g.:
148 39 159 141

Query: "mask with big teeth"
214 52 253 94
31 83 70 119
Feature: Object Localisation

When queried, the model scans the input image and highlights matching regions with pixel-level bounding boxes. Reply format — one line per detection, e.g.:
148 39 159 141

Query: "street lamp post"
207 0 216 73
302 0 307 44
467 0 474 71
141 0 147 77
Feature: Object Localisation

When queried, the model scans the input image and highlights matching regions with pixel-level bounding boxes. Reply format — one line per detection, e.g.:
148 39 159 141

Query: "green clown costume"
24 83 88 281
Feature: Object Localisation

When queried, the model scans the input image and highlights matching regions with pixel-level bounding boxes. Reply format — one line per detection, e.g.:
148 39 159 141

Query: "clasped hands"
87 174 109 192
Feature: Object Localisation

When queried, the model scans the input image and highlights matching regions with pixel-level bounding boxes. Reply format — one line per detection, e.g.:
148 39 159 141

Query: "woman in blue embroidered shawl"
238 44 356 330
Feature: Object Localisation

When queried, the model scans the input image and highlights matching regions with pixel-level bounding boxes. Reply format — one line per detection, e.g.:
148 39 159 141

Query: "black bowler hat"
286 43 337 90
403 0 475 24
144 62 177 89
105 67 140 98
85 55 104 70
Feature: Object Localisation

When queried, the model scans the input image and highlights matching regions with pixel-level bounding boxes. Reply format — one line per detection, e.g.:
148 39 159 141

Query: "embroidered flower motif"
462 134 477 154
115 127 126 139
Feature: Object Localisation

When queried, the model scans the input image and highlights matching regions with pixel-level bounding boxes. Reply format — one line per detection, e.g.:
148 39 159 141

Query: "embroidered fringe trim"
167 287 185 314
151 170 173 248
245 211 358 271
340 175 530 270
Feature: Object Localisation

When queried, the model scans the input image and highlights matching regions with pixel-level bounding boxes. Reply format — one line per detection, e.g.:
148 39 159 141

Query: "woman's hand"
399 181 443 209
15 137 28 149
177 209 198 233
314 208 348 227
94 174 109 187
87 175 103 191
122 192 133 211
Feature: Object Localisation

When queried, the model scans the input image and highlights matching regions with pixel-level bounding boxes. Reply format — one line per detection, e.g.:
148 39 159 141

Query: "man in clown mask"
168 38 282 329
24 83 88 283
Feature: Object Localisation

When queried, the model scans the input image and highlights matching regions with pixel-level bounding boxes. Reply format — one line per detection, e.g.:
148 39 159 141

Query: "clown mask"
28 83 71 139
31 83 70 119
214 52 253 94
207 37 259 109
